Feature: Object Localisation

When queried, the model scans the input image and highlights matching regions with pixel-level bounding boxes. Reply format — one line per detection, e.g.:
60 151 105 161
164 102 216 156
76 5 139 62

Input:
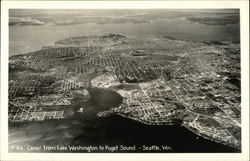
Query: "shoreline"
97 111 240 151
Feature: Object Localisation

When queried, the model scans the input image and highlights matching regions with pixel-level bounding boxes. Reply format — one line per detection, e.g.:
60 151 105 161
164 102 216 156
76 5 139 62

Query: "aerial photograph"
8 9 241 153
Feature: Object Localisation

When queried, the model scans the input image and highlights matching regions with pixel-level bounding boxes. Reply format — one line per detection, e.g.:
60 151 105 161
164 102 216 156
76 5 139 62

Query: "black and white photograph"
1 1 249 161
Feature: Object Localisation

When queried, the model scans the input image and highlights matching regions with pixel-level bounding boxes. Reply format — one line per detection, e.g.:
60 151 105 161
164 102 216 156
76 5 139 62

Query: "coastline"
97 110 240 151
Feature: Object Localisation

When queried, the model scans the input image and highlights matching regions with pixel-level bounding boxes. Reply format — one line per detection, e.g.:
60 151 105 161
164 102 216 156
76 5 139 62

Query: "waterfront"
9 88 239 153
9 10 240 56
8 9 241 153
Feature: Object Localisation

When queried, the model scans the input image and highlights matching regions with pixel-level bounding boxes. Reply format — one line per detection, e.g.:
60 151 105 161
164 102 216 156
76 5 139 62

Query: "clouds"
9 17 45 26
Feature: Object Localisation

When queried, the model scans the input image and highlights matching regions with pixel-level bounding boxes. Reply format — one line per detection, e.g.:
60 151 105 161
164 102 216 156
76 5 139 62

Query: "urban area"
9 33 241 149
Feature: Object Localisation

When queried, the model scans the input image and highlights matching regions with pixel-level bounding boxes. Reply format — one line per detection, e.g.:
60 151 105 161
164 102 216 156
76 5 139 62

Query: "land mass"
9 33 241 150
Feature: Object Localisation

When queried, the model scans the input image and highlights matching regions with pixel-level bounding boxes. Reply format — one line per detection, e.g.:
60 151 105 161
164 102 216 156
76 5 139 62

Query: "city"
9 33 241 150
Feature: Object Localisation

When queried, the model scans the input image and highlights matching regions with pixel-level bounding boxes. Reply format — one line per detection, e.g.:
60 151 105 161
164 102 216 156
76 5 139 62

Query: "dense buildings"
9 33 241 149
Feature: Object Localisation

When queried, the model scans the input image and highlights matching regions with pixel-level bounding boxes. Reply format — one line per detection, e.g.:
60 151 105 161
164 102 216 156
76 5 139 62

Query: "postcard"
1 1 249 161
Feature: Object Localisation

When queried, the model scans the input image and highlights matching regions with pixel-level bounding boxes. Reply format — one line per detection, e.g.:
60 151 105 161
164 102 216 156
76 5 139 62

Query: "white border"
1 1 249 161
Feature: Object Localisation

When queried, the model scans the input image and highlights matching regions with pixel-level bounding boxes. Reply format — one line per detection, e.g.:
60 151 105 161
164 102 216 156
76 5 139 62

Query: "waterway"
8 10 241 153
9 14 239 56
9 88 240 153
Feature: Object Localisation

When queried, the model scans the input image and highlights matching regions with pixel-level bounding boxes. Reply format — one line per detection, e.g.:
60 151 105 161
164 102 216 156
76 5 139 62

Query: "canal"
9 88 240 153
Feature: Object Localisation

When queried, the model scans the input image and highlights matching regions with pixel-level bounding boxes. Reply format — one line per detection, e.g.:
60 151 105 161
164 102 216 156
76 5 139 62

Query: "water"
9 10 240 152
9 20 239 56
9 88 239 153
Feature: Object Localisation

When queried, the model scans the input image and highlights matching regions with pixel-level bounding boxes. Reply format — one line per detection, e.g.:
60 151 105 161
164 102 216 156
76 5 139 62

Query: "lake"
8 10 240 153
9 88 239 153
